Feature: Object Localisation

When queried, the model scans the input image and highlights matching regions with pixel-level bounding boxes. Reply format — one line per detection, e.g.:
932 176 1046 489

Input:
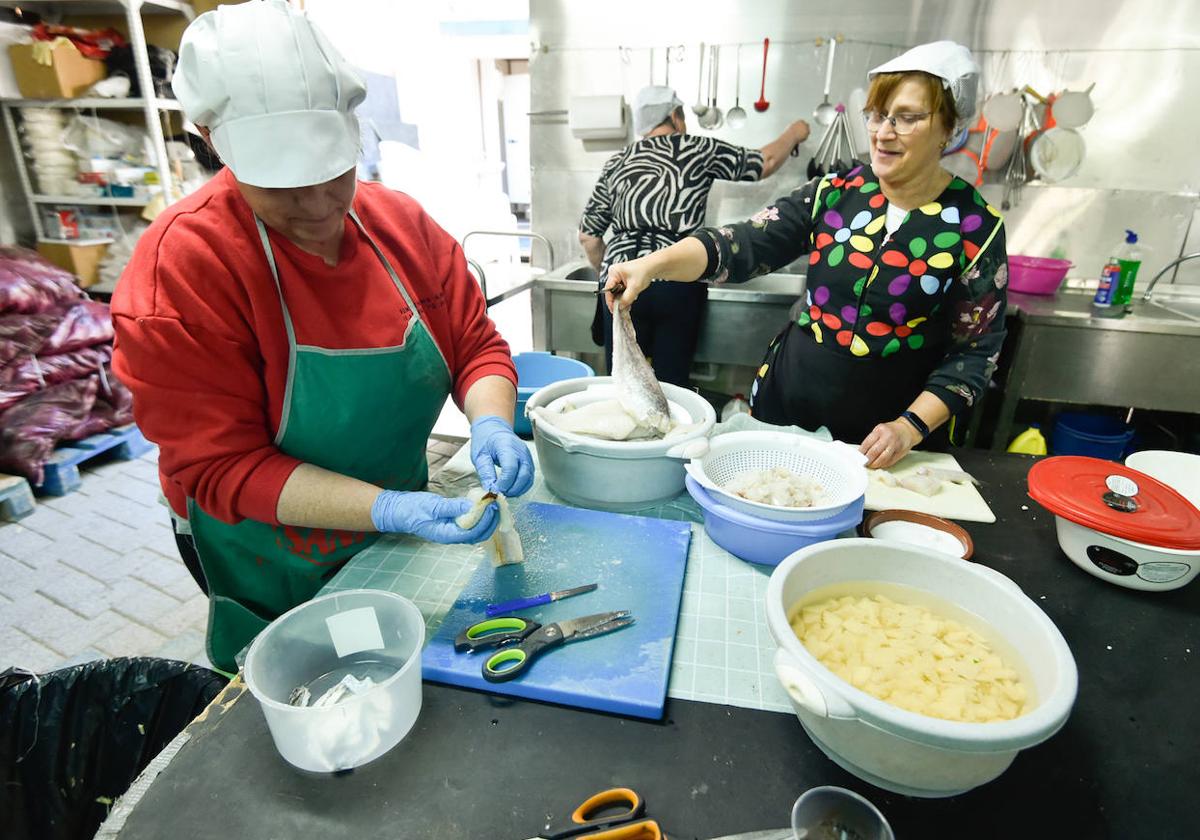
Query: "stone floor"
0 436 465 674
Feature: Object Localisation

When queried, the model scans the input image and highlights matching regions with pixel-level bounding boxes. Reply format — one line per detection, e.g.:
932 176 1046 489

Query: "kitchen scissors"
527 787 663 839
454 611 634 683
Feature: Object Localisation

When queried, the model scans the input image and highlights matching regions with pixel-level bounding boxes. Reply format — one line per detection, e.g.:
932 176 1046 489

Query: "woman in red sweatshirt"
112 0 533 672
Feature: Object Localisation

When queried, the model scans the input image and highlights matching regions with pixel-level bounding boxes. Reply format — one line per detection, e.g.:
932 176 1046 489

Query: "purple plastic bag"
0 247 86 315
39 301 114 355
0 347 111 411
0 313 60 367
0 377 99 484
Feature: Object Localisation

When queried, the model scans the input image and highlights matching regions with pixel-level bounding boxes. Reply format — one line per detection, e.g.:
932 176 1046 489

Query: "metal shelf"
32 194 151 207
39 236 116 245
1 0 194 240
2 97 183 111
12 0 195 17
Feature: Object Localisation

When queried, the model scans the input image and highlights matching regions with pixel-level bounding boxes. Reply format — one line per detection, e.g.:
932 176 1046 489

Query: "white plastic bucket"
766 539 1078 797
526 377 715 511
244 589 425 773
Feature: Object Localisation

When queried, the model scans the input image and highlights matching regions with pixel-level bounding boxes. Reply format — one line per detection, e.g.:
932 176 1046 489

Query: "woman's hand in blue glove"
370 490 498 544
469 415 535 496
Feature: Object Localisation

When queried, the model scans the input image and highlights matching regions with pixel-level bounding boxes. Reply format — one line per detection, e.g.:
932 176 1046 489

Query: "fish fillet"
612 302 671 435
529 400 646 441
455 488 524 565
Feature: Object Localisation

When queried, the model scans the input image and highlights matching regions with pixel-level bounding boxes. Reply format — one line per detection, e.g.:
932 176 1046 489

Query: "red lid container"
1028 456 1200 550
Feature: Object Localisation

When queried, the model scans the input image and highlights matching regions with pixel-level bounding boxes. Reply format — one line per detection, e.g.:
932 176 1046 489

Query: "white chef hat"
868 41 980 134
173 0 366 189
633 85 684 136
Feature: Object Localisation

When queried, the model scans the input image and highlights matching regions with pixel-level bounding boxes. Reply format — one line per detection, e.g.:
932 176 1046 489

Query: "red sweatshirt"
112 168 515 525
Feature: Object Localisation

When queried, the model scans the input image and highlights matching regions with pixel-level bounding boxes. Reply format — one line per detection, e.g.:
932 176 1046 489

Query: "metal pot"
525 377 715 511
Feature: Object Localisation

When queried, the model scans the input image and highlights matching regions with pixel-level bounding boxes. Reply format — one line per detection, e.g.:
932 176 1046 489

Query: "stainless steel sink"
1150 295 1200 322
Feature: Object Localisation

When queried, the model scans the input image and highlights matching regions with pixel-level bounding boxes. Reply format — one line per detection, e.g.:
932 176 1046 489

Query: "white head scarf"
633 85 684 136
868 41 980 136
173 0 366 188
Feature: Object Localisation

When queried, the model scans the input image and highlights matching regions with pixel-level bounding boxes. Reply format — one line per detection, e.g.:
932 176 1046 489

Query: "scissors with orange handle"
527 787 664 839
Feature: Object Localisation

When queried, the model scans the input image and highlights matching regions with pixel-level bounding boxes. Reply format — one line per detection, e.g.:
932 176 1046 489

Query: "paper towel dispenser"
568 95 628 141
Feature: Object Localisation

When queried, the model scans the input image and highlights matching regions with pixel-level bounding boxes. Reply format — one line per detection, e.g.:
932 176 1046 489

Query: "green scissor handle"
482 623 566 683
453 616 539 653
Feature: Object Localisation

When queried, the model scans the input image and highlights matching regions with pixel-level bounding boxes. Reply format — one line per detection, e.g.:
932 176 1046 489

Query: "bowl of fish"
766 539 1078 797
526 376 716 511
685 431 868 522
244 589 425 773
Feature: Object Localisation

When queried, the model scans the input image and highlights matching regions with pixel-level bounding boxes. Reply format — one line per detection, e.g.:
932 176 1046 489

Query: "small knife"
485 583 598 617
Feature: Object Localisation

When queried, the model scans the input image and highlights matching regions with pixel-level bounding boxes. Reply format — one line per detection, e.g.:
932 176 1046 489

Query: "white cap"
633 85 683 136
868 41 980 133
173 0 366 189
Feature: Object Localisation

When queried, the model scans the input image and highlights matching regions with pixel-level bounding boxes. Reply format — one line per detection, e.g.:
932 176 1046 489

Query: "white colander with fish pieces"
685 431 868 522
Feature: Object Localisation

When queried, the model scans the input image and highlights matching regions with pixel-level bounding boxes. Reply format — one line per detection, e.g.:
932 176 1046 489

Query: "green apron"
188 208 451 672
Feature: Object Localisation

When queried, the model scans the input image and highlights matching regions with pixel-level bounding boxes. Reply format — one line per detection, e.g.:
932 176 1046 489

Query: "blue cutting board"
422 502 691 719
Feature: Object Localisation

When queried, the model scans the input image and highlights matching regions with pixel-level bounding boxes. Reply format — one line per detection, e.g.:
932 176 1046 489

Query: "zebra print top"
580 134 764 276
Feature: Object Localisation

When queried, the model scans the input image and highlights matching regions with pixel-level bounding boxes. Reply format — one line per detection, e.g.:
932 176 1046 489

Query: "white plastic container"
244 590 425 773
1051 515 1199 592
766 539 1078 798
525 377 715 511
1125 450 1200 509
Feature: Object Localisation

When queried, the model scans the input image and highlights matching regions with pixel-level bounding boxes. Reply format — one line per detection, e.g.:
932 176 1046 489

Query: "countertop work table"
98 450 1199 840
990 289 1200 450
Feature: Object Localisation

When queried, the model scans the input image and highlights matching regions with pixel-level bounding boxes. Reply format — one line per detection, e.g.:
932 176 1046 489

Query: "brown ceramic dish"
859 509 975 560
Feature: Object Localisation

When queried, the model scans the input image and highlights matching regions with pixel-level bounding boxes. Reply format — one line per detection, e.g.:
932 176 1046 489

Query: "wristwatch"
900 410 930 441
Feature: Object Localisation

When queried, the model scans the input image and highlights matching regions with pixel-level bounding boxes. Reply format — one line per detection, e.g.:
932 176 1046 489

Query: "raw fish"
915 465 980 486
612 301 671 435
899 474 943 497
455 488 525 565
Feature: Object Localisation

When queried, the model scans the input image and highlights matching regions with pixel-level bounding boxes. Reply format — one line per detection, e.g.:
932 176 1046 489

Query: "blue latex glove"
370 490 498 544
469 415 535 496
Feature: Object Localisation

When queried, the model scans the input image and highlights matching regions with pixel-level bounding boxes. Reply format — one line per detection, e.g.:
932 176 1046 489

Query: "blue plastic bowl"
513 352 594 437
1051 412 1135 461
685 476 865 566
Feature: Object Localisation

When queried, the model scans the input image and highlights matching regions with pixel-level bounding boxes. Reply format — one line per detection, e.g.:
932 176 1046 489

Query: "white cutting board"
865 451 996 523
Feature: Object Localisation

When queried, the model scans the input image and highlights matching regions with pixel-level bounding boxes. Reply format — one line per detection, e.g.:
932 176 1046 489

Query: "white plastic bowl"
1124 450 1200 510
525 377 715 511
244 590 425 773
1051 515 1199 592
686 431 868 522
766 539 1078 798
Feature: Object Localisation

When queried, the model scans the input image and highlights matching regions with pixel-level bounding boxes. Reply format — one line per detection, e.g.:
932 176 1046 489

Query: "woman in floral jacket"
603 42 1005 468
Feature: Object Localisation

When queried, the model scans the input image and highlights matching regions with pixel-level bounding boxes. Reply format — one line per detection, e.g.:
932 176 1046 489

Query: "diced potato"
791 593 1030 723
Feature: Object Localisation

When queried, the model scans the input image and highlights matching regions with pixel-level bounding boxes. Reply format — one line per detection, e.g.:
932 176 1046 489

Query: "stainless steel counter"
1007 289 1200 336
531 260 804 366
530 265 1200 447
990 289 1200 450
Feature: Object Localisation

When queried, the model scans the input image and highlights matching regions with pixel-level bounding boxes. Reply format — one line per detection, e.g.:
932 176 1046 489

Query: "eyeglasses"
863 111 932 135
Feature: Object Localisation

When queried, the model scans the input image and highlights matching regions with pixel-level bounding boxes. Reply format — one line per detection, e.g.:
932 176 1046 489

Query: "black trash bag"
0 657 228 840
105 44 178 98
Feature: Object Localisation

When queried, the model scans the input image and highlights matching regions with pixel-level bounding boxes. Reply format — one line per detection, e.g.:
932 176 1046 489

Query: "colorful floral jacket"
692 164 1008 415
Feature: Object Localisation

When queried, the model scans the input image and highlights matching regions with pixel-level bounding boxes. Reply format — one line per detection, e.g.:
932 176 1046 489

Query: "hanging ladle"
753 37 770 112
692 42 708 118
699 44 723 129
814 37 837 126
726 43 747 129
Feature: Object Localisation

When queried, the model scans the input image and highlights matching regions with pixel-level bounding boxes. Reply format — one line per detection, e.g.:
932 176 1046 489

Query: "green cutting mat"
321 444 793 714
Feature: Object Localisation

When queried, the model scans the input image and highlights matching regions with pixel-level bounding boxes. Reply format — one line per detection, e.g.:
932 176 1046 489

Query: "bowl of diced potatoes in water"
765 538 1078 798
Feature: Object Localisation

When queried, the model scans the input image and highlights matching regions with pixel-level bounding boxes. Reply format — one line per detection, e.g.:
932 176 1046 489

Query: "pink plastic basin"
1008 255 1072 295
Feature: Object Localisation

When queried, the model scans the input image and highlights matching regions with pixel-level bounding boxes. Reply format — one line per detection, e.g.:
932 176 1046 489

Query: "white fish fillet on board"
612 301 671 436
